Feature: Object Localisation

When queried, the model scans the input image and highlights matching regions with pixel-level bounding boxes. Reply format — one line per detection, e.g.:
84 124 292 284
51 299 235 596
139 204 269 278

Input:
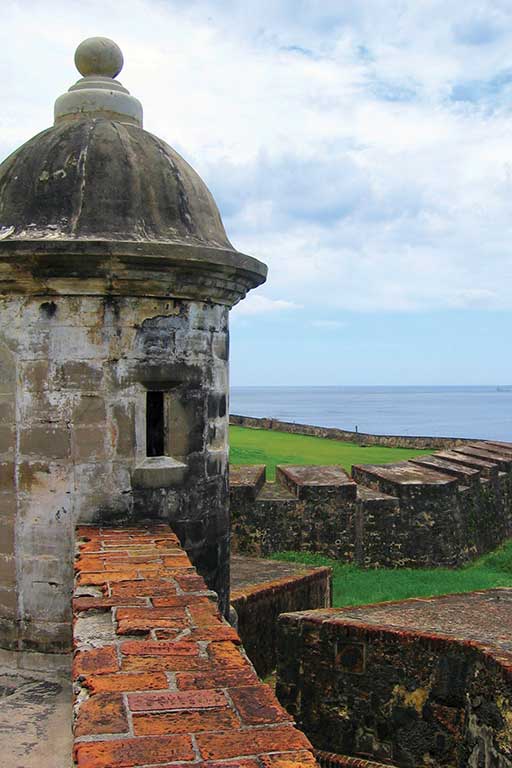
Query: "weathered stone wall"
72 523 317 768
230 414 476 450
230 441 512 568
276 591 512 768
0 294 230 652
232 564 332 678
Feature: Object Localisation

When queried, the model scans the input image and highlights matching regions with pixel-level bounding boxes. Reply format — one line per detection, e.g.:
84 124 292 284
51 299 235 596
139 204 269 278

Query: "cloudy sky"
2 0 512 385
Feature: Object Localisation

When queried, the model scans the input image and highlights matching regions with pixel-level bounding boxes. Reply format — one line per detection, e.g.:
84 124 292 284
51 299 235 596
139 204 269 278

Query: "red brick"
128 689 227 712
77 569 139 585
184 626 241 643
121 640 199 657
176 667 259 690
110 579 177 598
229 685 292 725
122 655 211 673
153 625 240 643
175 574 208 591
209 641 251 669
75 692 128 737
148 762 258 768
162 555 193 567
73 596 144 611
152 595 212 608
73 646 119 678
261 752 318 768
196 725 312 760
83 672 168 694
75 555 109 572
152 629 183 641
133 707 240 735
155 537 181 547
117 618 188 635
75 734 195 768
116 607 187 621
189 604 223 627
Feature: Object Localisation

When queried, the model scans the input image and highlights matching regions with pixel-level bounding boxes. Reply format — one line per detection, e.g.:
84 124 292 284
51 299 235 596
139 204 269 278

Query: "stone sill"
132 457 187 488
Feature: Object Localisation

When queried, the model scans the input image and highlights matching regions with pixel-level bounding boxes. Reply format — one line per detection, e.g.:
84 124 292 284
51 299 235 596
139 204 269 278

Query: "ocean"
229 386 512 442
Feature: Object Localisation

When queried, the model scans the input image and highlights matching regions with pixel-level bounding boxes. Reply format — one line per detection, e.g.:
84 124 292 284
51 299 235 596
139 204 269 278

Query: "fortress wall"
232 566 332 679
275 592 512 767
230 442 512 568
72 523 317 768
230 414 476 450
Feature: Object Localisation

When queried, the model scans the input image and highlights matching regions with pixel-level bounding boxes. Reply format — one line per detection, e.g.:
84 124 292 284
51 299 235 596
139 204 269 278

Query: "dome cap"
54 37 143 126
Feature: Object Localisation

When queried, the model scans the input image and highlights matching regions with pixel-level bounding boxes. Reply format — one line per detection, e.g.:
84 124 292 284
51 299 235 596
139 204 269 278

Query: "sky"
1 0 512 385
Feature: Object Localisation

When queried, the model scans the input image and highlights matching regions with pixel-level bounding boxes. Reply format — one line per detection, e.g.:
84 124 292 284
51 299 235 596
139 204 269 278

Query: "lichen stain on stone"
391 683 430 714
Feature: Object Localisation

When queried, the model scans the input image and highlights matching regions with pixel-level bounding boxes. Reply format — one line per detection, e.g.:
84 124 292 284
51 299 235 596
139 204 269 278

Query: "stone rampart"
230 441 512 568
230 414 476 450
232 562 332 678
72 523 318 768
276 590 512 767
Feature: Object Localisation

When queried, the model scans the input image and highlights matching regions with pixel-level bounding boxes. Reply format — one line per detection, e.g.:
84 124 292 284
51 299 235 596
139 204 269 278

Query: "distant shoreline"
230 414 476 451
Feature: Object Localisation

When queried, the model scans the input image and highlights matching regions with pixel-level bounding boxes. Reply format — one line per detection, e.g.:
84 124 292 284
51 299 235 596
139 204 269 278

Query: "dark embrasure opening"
146 391 165 457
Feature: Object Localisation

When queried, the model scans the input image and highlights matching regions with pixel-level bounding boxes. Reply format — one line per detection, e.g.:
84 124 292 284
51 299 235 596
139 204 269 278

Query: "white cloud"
3 1 512 311
231 294 302 317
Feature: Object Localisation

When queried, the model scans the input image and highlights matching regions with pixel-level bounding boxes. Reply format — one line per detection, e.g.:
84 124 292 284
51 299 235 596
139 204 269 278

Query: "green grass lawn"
229 425 431 480
271 544 512 608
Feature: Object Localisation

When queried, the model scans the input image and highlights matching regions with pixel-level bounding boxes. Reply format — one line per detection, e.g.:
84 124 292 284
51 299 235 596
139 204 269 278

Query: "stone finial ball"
74 37 124 78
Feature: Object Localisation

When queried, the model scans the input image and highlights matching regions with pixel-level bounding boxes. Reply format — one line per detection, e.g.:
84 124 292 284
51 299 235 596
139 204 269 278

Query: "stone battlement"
72 523 318 768
276 589 512 767
230 440 512 567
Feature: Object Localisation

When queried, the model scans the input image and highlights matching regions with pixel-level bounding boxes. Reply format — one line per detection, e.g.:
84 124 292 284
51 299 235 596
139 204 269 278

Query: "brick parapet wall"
230 415 475 450
230 441 512 568
232 567 332 678
72 523 317 768
276 591 512 767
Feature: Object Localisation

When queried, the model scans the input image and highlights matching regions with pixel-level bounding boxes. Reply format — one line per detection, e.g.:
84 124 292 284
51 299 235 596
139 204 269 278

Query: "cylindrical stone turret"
0 37 266 652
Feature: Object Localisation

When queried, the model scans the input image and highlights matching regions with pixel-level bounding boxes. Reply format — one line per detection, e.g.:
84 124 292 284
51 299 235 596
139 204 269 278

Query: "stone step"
230 464 266 500
435 450 499 480
409 454 481 485
277 465 357 501
256 481 297 501
451 445 512 472
315 750 398 768
351 461 457 499
356 484 399 510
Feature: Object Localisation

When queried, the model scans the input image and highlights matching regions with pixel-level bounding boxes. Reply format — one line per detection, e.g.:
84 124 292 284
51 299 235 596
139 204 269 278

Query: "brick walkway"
73 524 317 768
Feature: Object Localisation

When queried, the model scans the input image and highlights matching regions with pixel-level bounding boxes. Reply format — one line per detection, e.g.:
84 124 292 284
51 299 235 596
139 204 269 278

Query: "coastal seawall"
230 414 476 450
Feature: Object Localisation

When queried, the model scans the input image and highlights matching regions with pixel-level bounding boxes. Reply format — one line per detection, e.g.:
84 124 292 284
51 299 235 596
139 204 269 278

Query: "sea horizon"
229 385 512 442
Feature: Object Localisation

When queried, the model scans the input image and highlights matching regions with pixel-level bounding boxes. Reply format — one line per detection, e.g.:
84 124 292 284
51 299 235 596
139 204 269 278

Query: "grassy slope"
229 425 431 480
271 545 512 608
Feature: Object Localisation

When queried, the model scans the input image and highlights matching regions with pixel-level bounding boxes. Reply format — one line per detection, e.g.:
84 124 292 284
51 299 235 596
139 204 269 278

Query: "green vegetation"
271 544 512 608
230 425 431 480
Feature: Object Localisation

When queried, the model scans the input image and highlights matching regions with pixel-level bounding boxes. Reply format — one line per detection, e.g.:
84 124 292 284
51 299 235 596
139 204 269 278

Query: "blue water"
230 386 512 442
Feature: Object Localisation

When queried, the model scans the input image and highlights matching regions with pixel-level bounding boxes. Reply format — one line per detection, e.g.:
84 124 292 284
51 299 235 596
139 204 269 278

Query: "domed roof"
0 119 234 249
0 37 266 301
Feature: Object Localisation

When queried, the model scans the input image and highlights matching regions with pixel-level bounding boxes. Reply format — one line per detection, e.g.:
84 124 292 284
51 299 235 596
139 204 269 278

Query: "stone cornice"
0 240 267 306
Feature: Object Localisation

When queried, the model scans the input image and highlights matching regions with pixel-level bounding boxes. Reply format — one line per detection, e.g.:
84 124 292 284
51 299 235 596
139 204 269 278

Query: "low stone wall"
230 441 512 568
276 590 512 768
230 414 475 450
72 523 317 768
232 561 332 678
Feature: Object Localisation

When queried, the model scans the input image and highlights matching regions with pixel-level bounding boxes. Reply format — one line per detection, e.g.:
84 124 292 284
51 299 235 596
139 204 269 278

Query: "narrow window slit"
146 391 165 457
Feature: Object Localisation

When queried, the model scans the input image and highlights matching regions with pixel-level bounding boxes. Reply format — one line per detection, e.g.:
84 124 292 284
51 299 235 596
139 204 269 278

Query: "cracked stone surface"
0 667 72 768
